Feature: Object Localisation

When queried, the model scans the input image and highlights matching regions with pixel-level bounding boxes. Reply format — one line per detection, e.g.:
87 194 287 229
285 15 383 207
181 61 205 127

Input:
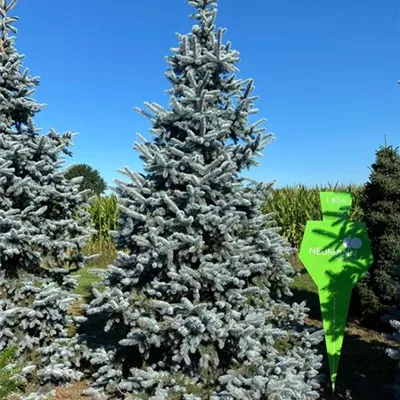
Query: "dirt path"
55 380 92 400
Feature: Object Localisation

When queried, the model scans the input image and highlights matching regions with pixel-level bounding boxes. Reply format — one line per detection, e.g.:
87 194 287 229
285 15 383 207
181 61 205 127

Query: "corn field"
83 183 365 254
87 193 119 248
261 182 365 250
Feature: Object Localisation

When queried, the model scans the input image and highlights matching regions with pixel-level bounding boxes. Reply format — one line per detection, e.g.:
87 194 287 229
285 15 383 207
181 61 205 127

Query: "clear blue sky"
11 0 400 191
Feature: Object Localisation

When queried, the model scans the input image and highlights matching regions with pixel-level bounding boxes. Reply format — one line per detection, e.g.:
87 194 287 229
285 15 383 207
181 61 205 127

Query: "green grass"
290 269 317 293
73 265 103 299
69 240 115 316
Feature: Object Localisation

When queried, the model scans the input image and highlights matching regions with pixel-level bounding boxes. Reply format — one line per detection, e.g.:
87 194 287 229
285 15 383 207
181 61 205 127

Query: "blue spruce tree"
381 307 400 398
80 1 323 398
0 0 94 397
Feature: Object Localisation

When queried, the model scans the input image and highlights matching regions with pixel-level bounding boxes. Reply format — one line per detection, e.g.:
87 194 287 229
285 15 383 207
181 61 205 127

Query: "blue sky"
11 0 400 192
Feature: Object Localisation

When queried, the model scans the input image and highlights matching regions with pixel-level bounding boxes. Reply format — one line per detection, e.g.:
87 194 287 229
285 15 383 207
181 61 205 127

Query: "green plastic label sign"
299 192 373 394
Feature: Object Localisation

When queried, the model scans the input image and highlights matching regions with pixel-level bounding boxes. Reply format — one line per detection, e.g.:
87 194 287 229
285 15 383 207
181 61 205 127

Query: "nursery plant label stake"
299 192 373 395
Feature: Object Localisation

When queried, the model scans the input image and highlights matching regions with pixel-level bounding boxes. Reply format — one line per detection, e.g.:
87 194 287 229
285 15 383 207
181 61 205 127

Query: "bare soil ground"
55 381 91 400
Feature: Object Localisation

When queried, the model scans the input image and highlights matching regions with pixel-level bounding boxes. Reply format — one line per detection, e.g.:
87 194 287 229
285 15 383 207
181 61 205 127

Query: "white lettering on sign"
309 248 342 256
326 197 346 204
308 247 358 260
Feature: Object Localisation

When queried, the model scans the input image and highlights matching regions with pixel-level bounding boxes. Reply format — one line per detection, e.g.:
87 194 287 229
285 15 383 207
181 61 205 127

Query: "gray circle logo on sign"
342 237 362 249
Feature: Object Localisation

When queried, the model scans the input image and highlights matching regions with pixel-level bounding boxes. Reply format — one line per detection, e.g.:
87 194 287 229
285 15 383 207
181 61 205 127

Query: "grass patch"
68 241 115 316
73 265 102 300
290 267 317 293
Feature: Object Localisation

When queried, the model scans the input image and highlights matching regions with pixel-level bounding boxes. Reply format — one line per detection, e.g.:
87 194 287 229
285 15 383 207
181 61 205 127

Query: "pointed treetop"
188 0 217 10
188 0 218 29
0 0 18 52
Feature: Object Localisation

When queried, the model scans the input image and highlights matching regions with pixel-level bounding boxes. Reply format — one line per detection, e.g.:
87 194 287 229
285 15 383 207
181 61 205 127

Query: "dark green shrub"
350 145 400 328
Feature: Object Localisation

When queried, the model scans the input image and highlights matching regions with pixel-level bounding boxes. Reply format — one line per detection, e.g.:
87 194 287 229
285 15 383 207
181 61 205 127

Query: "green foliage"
72 240 115 300
87 193 119 245
0 346 25 398
261 182 365 250
65 163 107 197
350 145 400 327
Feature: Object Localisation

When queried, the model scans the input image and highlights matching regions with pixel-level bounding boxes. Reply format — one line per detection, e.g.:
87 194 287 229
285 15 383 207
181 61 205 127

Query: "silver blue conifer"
0 1 94 397
80 1 324 398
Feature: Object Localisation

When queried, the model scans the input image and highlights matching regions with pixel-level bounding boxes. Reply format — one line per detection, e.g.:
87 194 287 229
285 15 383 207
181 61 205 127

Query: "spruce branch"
0 0 18 52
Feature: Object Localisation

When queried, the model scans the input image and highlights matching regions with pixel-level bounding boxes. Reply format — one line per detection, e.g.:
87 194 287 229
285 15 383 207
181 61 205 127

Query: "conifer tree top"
0 0 44 136
188 0 217 25
0 0 18 52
